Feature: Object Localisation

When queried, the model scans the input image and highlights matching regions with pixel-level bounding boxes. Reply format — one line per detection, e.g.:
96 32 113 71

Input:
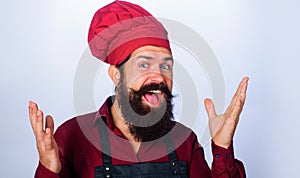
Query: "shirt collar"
94 96 116 130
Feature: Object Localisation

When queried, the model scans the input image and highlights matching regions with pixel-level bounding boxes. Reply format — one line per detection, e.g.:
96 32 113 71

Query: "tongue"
144 93 159 106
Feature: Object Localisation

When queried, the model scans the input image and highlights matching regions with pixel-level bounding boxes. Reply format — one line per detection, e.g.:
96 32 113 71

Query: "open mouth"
143 90 163 107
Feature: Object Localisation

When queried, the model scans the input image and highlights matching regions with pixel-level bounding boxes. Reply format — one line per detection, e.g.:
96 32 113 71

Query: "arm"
189 135 245 178
211 141 246 178
35 162 59 178
35 155 74 178
205 77 248 177
205 77 248 148
29 101 71 178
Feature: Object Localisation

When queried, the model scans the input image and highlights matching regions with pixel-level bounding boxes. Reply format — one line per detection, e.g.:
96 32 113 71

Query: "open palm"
204 77 249 148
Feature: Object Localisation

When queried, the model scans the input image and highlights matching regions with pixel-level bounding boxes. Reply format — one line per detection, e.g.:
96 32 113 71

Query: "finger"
204 98 217 118
45 128 54 151
227 77 249 113
228 77 249 119
232 77 249 110
239 77 249 102
233 78 249 115
230 96 244 121
29 101 39 131
237 77 249 97
35 110 45 142
46 115 55 135
45 115 55 151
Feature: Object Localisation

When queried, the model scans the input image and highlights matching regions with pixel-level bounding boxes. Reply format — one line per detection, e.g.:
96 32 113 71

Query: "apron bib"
94 118 188 178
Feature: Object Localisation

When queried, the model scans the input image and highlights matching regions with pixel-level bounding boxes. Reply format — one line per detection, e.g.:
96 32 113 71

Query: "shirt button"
106 174 111 178
215 154 220 158
226 154 230 159
105 167 110 171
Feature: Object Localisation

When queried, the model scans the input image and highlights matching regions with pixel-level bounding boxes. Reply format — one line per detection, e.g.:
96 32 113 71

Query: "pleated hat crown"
88 1 171 65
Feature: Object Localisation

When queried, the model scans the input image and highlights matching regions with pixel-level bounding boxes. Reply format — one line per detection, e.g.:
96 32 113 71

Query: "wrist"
212 137 232 149
39 159 61 174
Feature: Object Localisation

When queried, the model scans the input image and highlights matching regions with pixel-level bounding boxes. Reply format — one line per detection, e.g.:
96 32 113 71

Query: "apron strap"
95 117 188 177
96 117 180 165
164 137 178 163
96 118 112 166
164 135 183 175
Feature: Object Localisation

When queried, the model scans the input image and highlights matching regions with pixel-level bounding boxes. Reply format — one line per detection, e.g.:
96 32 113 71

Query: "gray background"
1 0 299 177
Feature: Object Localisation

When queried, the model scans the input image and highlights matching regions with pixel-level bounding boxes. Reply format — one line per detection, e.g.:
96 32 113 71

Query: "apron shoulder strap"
163 135 178 163
97 117 181 167
96 117 112 166
164 136 185 175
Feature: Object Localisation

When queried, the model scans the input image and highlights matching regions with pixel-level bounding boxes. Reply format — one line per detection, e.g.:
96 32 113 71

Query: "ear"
108 65 120 85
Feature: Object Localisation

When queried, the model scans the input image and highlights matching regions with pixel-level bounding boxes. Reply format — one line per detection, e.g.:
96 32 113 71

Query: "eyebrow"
135 55 173 62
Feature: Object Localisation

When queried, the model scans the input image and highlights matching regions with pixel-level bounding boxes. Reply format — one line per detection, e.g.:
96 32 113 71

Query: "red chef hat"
88 1 171 65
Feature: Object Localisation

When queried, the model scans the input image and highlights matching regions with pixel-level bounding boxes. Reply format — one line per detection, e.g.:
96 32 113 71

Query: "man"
29 1 248 177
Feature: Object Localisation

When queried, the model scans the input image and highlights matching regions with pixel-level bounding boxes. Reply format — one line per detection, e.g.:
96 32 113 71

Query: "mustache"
131 82 173 99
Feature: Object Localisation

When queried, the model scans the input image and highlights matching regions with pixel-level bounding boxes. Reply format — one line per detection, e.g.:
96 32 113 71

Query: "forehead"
120 45 173 72
131 45 172 57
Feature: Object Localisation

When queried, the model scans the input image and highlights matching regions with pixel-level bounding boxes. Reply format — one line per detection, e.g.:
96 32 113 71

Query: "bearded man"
29 1 248 177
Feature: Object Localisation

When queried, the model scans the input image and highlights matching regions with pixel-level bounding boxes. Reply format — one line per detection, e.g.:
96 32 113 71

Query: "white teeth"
149 90 161 94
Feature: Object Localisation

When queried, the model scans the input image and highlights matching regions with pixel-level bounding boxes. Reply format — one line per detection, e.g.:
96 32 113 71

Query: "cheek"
124 72 146 91
166 79 173 91
160 71 173 88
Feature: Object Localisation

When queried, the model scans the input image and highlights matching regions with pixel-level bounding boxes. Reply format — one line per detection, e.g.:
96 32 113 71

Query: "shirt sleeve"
211 141 246 178
34 162 59 178
189 142 212 178
34 119 76 178
34 157 73 178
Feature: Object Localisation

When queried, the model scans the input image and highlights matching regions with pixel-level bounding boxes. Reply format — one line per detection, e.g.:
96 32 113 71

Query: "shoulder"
52 112 99 158
169 121 205 162
54 111 98 139
171 121 197 139
169 120 199 146
172 121 193 132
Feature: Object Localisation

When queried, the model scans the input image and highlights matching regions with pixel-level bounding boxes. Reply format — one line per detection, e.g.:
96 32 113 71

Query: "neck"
111 99 141 153
110 99 136 142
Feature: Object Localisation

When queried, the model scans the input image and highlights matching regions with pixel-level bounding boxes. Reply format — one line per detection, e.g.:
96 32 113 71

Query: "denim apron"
94 118 188 178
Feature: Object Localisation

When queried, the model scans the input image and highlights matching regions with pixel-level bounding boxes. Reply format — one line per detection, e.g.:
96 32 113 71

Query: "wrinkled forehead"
121 46 173 67
131 46 172 57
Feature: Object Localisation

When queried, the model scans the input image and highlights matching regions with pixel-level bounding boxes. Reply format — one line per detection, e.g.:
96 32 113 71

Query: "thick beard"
117 75 175 142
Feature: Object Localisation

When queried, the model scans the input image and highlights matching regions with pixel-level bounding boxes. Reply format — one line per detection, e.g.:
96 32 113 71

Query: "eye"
139 63 149 68
161 63 171 70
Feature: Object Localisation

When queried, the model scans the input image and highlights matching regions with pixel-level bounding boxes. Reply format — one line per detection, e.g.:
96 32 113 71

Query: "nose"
146 65 165 84
148 73 164 84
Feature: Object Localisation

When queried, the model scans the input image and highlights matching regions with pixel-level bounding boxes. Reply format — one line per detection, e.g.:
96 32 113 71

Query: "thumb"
45 115 55 135
204 98 217 118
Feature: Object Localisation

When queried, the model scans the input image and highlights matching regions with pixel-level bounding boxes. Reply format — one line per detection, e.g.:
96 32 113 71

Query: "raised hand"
29 101 61 173
204 77 249 148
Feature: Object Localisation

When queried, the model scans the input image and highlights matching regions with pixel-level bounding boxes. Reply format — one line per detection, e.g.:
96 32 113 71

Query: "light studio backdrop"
0 0 299 177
